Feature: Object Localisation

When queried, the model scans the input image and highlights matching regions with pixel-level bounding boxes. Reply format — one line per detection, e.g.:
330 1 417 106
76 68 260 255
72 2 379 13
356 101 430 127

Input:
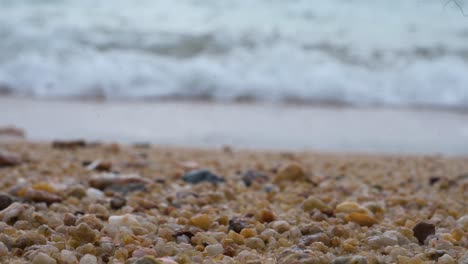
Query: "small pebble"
0 193 13 210
182 169 225 184
108 214 140 228
228 217 249 233
52 140 86 149
110 196 127 210
79 254 97 264
190 214 212 230
0 241 8 257
205 244 224 256
301 197 329 212
346 212 378 227
86 188 105 200
245 237 266 250
242 170 269 186
412 221 436 244
271 220 291 233
273 163 306 183
438 254 455 264
60 250 78 264
32 252 57 264
0 150 21 167
25 189 62 204
63 213 77 226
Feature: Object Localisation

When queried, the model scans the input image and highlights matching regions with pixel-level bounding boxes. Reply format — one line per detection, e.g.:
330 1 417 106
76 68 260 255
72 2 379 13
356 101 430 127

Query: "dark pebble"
242 170 269 187
182 169 225 184
0 151 21 167
412 221 435 244
429 176 441 185
0 194 13 210
107 183 147 194
228 217 249 233
52 140 86 149
110 196 127 210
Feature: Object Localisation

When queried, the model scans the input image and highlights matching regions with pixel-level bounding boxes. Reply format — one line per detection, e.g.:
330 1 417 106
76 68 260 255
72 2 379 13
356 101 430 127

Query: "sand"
2 96 468 155
0 141 467 263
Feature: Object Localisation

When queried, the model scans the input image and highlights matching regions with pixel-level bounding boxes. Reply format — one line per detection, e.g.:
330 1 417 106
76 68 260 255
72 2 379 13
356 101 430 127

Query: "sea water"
1 0 468 108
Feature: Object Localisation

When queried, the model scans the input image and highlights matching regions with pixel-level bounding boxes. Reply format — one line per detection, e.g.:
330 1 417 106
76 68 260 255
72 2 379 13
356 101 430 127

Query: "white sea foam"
1 0 468 107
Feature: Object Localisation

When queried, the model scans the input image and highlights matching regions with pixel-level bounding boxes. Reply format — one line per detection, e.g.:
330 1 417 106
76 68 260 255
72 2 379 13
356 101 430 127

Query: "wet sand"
0 141 467 263
1 96 468 155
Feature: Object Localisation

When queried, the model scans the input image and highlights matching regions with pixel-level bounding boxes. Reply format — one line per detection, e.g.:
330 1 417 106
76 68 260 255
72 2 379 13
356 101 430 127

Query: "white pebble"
86 188 104 200
32 253 57 264
80 254 98 264
205 244 224 256
457 215 468 231
61 250 78 264
108 214 140 228
438 254 455 264
368 235 398 248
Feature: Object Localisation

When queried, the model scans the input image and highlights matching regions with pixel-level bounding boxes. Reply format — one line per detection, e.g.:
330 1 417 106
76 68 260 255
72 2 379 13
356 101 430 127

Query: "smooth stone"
228 217 249 233
273 163 306 183
182 169 225 184
0 150 21 167
79 254 98 264
60 250 78 264
32 252 57 264
367 235 398 248
205 244 224 256
0 241 8 257
412 221 435 245
110 196 127 210
86 188 105 200
242 170 269 187
108 214 140 228
0 193 13 211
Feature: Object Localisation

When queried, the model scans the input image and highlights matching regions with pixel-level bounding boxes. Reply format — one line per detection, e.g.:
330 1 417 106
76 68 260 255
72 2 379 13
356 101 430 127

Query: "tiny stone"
190 214 212 230
25 189 62 204
60 250 78 264
301 197 329 212
228 217 249 233
15 232 47 249
273 163 306 183
0 193 13 210
412 221 435 244
0 241 8 257
52 140 86 149
108 214 140 228
438 254 455 264
271 220 291 233
346 212 378 227
63 213 77 226
242 170 269 187
32 252 57 264
79 254 97 264
69 223 98 245
182 169 225 184
110 196 127 210
86 188 105 200
0 150 21 167
245 237 266 250
205 244 224 256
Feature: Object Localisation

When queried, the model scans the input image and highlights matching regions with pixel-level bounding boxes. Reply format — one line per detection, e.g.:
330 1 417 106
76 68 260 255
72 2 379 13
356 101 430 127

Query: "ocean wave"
1 0 468 108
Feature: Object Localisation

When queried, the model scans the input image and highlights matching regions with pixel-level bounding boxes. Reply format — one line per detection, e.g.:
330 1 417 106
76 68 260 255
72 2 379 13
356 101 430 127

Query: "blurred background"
1 0 468 154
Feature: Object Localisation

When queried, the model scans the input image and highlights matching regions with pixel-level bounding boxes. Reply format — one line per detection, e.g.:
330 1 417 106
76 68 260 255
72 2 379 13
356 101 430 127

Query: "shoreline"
0 141 467 262
2 96 468 156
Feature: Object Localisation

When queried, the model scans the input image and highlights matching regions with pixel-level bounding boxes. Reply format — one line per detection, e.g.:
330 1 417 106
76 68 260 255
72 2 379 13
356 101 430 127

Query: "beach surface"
0 141 467 263
1 97 468 155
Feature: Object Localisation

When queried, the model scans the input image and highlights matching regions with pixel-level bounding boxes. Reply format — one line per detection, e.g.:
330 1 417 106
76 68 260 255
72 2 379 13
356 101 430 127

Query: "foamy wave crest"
1 0 468 108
